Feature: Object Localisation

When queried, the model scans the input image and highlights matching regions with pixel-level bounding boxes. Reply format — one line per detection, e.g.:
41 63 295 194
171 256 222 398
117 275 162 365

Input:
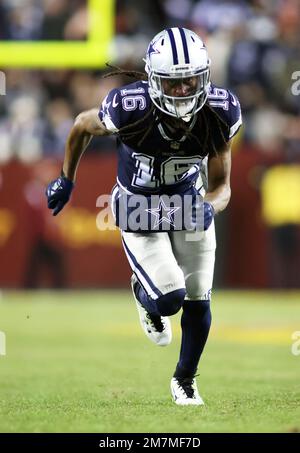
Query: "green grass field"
0 290 300 433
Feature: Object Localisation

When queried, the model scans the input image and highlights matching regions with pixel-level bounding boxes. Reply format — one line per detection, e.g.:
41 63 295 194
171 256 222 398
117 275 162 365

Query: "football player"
46 27 242 405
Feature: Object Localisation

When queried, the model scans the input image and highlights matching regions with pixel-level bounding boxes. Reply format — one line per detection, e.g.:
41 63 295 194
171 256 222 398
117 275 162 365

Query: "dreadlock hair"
103 63 230 154
103 63 147 81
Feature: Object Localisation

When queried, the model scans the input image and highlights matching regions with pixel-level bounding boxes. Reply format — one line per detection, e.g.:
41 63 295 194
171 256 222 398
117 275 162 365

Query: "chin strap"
165 98 196 120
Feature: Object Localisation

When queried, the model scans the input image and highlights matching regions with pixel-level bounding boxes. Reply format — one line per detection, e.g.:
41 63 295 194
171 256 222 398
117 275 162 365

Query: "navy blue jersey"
99 80 242 197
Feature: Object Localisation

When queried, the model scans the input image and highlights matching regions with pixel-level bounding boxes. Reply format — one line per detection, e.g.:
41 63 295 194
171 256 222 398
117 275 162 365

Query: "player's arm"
205 140 232 214
200 140 231 230
46 108 112 216
63 108 112 182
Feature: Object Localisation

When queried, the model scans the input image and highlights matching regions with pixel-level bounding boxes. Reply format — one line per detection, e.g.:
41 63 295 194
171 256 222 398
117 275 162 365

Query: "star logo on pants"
146 198 180 228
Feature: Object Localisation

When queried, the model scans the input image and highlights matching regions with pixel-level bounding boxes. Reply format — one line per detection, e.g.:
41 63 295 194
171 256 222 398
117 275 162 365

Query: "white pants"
122 222 216 301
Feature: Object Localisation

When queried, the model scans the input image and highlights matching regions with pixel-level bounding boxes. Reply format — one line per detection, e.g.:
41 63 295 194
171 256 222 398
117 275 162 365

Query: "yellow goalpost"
0 0 114 68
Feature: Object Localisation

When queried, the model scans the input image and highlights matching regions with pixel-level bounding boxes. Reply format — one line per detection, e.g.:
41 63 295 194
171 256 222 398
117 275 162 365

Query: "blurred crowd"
0 0 299 160
0 0 300 287
0 0 88 41
0 0 299 161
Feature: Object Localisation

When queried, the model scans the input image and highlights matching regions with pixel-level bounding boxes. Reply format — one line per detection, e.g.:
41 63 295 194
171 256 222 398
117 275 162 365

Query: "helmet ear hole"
145 27 211 119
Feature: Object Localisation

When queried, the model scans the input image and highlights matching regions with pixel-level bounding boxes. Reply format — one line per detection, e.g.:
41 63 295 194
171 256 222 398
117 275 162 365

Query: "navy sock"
174 300 211 378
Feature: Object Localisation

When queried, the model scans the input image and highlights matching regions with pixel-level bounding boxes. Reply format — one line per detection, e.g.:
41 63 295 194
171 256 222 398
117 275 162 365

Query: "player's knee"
186 284 212 302
185 271 213 301
156 288 186 316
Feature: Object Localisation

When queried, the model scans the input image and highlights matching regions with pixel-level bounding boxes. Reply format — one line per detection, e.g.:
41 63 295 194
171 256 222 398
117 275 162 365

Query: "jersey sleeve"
98 88 122 133
227 90 242 140
208 86 242 142
98 82 151 134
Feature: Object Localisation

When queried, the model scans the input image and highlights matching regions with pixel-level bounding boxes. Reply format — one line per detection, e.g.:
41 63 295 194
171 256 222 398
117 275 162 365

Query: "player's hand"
46 175 74 216
203 202 215 230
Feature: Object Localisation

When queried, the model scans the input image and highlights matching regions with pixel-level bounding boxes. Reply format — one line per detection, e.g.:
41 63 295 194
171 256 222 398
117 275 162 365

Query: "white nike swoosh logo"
112 93 119 108
230 94 237 106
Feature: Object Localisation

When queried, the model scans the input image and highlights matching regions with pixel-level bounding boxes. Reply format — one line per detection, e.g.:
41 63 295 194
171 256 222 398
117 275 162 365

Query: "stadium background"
0 0 299 290
1 0 300 435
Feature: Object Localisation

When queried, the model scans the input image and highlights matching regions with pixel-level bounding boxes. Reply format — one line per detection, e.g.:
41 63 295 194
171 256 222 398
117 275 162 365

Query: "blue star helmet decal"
147 40 160 58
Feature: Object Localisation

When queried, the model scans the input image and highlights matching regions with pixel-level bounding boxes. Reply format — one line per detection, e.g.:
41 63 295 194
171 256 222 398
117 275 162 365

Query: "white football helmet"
145 27 211 122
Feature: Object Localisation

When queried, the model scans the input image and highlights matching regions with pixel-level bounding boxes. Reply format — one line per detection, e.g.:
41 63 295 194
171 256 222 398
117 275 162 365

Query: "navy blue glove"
46 175 74 216
204 202 215 231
